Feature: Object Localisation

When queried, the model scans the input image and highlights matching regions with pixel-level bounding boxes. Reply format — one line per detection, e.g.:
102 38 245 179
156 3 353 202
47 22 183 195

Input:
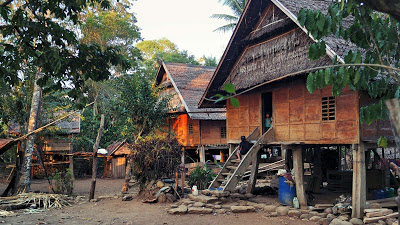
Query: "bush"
52 168 74 196
188 165 216 190
130 135 181 188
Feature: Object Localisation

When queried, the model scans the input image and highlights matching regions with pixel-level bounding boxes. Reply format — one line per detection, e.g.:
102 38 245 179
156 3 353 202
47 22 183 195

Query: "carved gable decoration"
224 29 331 90
250 5 292 40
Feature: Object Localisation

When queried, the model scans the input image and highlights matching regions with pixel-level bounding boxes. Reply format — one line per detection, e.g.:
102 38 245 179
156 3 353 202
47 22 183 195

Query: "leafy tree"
137 38 200 78
297 1 400 146
113 75 171 143
211 0 248 33
200 55 218 67
0 0 129 192
80 2 142 72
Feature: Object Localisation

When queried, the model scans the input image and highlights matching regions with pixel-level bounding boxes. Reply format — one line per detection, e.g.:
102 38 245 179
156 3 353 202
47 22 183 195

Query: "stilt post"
293 145 307 207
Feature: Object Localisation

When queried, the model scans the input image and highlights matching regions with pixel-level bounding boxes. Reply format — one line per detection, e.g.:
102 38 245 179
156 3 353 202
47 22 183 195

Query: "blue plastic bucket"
278 176 297 206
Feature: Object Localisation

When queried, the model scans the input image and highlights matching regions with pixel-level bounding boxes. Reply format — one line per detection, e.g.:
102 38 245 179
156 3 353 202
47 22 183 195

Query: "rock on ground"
188 194 218 204
231 206 256 213
276 206 290 216
264 205 277 212
193 202 205 207
349 218 363 225
309 216 322 222
187 207 213 214
288 210 301 218
300 214 310 220
168 205 188 214
330 218 353 225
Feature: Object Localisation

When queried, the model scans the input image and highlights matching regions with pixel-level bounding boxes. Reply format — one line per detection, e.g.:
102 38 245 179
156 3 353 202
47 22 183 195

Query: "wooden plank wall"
43 138 71 152
226 92 261 142
111 157 126 178
200 120 227 145
187 118 200 146
274 79 359 144
359 92 395 142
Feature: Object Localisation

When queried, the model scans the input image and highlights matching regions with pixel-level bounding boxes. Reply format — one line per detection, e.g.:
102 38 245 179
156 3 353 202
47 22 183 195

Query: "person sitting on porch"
236 136 251 160
265 113 272 130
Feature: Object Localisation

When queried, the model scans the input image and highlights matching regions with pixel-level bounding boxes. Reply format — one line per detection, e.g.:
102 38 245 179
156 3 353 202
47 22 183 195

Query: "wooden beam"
293 145 307 207
246 149 260 194
352 143 366 218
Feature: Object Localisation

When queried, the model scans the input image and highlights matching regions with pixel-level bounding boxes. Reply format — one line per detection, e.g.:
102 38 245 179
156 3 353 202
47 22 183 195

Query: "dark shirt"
239 140 251 155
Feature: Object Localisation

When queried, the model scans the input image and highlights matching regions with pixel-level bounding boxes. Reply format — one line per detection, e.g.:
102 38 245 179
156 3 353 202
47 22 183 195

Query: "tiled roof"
159 63 226 120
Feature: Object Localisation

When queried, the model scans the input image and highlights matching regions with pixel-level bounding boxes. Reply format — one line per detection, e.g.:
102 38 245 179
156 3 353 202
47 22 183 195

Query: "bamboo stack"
0 193 71 211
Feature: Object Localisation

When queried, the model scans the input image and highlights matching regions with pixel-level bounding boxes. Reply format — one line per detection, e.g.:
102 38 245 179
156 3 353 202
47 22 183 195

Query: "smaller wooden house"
104 140 130 178
155 62 228 165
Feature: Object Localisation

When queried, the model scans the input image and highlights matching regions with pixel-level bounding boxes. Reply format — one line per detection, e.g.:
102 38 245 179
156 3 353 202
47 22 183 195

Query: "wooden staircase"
209 127 274 192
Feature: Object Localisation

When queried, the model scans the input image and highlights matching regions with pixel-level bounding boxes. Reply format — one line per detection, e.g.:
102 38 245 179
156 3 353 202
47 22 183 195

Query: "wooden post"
89 114 105 200
181 148 185 164
293 145 307 207
246 149 260 193
180 163 185 189
199 146 206 164
229 144 234 156
352 143 366 218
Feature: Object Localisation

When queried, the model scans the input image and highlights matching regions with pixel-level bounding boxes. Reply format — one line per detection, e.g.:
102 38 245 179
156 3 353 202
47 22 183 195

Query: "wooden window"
188 123 193 134
220 127 227 138
322 96 336 121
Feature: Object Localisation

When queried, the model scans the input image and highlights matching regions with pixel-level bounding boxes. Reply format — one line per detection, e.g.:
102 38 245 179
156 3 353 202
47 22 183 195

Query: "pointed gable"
155 62 226 120
200 0 356 108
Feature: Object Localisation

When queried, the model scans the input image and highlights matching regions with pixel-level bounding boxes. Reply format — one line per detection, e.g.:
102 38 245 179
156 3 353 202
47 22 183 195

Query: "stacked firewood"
363 208 398 224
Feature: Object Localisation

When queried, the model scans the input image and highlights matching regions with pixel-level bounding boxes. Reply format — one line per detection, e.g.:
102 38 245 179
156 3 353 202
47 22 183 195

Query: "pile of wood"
0 193 71 211
363 208 398 224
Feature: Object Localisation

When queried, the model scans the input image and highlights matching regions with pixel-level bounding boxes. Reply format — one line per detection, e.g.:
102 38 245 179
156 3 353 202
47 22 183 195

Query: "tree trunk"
386 99 400 148
89 114 105 200
17 71 42 193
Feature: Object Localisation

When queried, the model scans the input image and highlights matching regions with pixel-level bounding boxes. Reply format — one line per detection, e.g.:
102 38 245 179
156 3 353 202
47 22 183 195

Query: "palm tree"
211 0 248 33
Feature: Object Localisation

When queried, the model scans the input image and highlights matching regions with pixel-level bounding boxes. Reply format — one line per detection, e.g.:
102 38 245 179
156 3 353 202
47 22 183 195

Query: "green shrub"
188 165 216 190
52 168 74 196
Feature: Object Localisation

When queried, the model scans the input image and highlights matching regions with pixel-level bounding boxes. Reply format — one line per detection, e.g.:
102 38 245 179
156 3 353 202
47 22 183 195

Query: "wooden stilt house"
199 0 396 218
155 62 227 166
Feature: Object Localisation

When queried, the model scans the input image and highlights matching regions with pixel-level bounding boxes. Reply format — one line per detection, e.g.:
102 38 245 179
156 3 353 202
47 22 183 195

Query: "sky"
133 0 234 60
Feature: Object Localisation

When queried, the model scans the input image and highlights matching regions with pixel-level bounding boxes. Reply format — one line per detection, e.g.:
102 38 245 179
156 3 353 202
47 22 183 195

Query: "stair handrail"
208 127 260 189
223 127 275 191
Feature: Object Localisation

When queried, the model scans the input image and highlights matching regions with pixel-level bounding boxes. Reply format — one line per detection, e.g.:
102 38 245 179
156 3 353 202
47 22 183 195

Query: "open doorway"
262 92 273 133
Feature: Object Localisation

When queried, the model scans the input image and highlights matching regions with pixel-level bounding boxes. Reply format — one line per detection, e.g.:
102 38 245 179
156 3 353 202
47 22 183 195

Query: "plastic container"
384 187 390 198
389 188 395 197
278 176 296 206
372 190 378 200
192 185 199 196
293 197 300 209
378 189 385 199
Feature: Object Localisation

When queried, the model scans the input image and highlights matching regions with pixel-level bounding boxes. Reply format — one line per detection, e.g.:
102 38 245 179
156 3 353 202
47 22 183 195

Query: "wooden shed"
155 62 228 165
104 140 130 179
199 0 396 218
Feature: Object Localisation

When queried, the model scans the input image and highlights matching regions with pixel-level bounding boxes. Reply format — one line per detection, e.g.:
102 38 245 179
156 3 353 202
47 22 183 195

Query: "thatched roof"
199 0 357 108
155 62 226 120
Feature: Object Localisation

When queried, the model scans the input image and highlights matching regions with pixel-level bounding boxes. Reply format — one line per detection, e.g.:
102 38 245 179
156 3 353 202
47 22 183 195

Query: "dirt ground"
0 178 316 225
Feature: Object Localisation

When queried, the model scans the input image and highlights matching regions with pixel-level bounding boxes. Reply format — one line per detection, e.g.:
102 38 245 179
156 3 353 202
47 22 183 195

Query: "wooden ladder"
209 127 274 192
